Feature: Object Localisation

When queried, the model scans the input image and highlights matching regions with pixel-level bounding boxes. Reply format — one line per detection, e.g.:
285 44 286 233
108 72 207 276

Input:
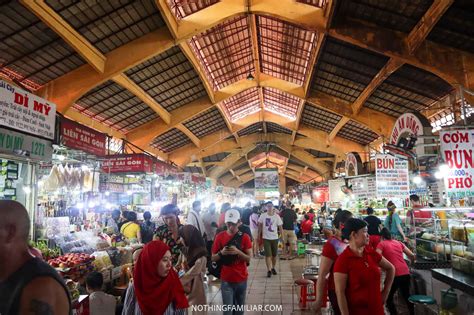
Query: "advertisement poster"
312 186 329 203
254 168 279 200
102 154 154 173
60 118 106 156
349 176 376 199
0 80 56 140
328 178 346 203
375 154 409 198
440 129 474 197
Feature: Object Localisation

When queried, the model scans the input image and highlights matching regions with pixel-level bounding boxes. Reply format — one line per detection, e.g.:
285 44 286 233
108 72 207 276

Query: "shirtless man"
0 200 71 315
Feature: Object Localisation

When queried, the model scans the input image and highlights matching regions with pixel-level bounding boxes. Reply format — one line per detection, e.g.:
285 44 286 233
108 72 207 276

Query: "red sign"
155 160 177 175
102 154 154 173
192 174 206 184
60 118 106 156
312 186 329 203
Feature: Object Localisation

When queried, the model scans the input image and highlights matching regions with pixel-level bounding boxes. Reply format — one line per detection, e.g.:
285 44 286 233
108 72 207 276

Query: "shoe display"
271 268 277 275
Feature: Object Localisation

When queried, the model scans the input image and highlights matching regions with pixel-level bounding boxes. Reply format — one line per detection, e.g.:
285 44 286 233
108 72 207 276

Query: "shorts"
263 239 279 257
251 228 259 240
281 230 297 244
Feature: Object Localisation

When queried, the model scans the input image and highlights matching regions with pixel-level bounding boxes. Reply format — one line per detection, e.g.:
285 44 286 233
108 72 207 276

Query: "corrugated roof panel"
301 103 342 133
203 152 230 162
0 2 85 85
257 15 318 85
125 46 207 112
189 16 254 90
263 87 301 119
238 122 264 137
46 0 165 54
183 107 227 138
266 122 292 135
151 128 192 153
221 88 260 121
168 0 219 20
305 149 335 158
337 120 379 145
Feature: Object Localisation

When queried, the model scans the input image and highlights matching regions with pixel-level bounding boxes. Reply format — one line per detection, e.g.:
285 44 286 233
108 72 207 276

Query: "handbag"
207 231 243 279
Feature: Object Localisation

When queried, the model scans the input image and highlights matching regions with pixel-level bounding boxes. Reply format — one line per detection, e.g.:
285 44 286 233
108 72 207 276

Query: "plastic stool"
292 278 315 310
409 295 438 314
297 241 307 257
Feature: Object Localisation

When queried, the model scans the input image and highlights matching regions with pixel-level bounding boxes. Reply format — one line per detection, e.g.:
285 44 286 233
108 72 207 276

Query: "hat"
225 209 240 224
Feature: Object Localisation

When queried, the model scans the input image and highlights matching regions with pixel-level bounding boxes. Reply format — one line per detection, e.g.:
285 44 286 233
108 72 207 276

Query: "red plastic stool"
292 278 315 310
305 275 328 308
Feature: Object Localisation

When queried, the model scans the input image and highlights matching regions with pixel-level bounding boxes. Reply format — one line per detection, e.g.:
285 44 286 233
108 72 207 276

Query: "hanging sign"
328 178 346 203
440 129 474 197
191 174 205 184
102 154 154 173
255 168 279 200
155 160 177 175
0 80 56 140
375 154 410 198
389 112 434 157
345 152 363 176
60 118 106 156
0 127 53 161
312 186 329 203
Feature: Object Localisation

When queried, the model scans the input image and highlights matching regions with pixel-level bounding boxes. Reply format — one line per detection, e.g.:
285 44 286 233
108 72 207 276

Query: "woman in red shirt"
334 218 395 315
377 228 415 315
301 214 313 242
315 210 353 315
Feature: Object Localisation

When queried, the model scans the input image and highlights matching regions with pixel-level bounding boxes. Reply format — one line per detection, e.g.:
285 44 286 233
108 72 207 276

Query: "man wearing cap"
212 209 252 315
258 201 284 277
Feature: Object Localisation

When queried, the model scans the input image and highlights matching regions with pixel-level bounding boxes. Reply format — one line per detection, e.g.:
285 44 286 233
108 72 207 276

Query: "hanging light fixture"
247 72 255 81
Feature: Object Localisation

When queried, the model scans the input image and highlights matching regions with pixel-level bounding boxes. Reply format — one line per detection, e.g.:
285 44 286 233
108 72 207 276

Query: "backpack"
140 221 155 244
207 231 243 279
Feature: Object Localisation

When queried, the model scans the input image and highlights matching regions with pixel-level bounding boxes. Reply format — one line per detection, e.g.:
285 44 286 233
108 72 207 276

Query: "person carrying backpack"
211 209 252 315
140 211 156 244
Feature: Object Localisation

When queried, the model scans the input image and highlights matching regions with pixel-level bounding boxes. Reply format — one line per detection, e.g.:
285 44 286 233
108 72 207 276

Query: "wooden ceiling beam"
176 124 201 148
406 0 454 54
38 27 174 113
328 19 470 90
125 96 214 147
112 74 171 124
327 117 350 145
21 0 106 73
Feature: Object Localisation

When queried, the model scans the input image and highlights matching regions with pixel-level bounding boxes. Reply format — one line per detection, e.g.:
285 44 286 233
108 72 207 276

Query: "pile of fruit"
48 253 96 281
31 241 61 261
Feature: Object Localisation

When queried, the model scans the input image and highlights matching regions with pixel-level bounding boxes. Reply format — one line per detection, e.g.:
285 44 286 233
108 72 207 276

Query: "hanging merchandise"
42 164 99 192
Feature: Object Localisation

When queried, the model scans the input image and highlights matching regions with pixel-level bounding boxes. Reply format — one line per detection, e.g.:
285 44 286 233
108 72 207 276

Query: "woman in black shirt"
364 207 382 249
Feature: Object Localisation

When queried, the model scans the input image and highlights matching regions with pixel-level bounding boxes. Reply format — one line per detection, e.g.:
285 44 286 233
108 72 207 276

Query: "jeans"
221 280 247 315
386 274 413 315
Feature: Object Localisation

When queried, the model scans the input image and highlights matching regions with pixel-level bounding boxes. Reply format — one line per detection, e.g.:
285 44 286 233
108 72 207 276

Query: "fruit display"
31 241 61 260
48 253 96 281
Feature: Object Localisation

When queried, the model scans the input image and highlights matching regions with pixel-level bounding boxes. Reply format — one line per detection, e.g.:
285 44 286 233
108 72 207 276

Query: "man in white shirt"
187 200 206 238
86 271 116 315
258 201 283 277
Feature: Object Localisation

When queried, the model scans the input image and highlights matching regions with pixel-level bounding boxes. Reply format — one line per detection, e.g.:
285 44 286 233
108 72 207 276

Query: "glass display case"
408 207 474 271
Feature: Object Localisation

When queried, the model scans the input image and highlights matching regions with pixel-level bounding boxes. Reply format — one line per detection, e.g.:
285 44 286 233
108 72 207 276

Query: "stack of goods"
47 253 95 281
92 251 114 283
65 279 81 303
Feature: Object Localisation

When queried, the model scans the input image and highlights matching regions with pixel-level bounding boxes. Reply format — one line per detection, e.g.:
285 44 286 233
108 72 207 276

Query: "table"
432 268 474 296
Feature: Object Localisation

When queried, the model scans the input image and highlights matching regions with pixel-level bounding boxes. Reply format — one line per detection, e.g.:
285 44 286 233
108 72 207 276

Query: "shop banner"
102 154 154 173
440 129 474 197
312 186 329 203
328 178 346 203
375 154 409 198
155 160 177 175
348 176 376 199
60 118 106 156
0 127 52 161
255 168 279 189
191 174 205 184
0 80 56 140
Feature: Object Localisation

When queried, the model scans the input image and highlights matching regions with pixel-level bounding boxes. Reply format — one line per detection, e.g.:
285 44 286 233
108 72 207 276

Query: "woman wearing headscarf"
377 228 415 315
122 240 189 315
178 225 208 312
314 210 353 315
154 204 184 265
334 218 395 315
384 201 407 242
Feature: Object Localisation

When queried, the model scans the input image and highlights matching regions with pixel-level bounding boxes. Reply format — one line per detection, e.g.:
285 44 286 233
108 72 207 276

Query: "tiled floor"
204 253 332 315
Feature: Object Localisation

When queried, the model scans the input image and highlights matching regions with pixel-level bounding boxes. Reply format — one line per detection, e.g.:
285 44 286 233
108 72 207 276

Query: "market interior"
0 0 474 314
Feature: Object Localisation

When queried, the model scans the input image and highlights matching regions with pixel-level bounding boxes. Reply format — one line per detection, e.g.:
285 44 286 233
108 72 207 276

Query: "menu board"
375 154 409 198
440 129 474 197
349 176 376 199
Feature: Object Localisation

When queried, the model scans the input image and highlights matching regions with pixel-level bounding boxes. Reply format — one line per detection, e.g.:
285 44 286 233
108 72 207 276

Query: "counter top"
432 268 474 296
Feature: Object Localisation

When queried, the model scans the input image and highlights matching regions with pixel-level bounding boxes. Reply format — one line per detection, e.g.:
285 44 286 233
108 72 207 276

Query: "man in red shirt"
212 209 252 315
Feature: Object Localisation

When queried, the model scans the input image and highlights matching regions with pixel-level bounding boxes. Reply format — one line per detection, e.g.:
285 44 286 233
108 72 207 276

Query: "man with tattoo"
0 201 71 315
